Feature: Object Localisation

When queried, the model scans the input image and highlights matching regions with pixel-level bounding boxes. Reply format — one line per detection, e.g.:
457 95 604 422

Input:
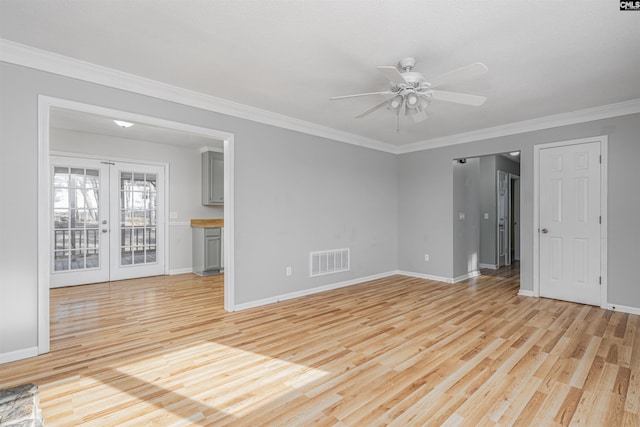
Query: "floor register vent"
310 248 350 277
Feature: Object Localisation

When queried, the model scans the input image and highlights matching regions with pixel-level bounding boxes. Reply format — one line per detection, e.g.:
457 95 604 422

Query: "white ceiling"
50 107 223 149
1 1 639 147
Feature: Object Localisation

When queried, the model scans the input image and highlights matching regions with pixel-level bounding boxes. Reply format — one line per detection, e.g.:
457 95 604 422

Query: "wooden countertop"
190 219 224 228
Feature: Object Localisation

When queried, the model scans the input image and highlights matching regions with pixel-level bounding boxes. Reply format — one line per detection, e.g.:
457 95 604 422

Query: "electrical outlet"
169 211 178 219
459 212 465 220
424 254 430 262
484 212 489 220
286 266 292 276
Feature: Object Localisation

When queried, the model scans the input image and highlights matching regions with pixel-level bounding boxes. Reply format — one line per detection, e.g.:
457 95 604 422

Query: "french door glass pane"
53 166 101 271
119 171 157 266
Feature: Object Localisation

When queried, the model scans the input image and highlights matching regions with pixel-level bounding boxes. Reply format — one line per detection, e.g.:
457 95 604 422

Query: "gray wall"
479 155 497 266
0 62 398 357
398 112 640 309
50 128 223 272
2 59 639 362
396 150 453 278
452 158 480 279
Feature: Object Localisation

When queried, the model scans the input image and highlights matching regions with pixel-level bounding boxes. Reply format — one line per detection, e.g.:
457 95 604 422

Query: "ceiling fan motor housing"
399 71 424 87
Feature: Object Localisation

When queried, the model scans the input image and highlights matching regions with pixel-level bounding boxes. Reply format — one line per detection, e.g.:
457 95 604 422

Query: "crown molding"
396 98 640 154
2 39 638 156
0 39 396 154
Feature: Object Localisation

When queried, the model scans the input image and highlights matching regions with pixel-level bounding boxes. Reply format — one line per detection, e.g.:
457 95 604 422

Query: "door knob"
541 228 548 234
102 229 109 233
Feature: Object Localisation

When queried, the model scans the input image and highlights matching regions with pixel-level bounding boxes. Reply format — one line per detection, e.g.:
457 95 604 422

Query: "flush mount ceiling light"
510 151 520 156
331 57 488 132
113 120 134 128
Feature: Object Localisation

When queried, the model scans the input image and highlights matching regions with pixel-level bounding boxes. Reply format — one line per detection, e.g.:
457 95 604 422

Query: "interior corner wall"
0 61 398 359
397 112 640 311
478 155 497 266
452 158 480 279
396 149 454 278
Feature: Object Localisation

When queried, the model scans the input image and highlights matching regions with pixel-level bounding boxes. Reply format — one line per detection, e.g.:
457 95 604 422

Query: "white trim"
532 135 608 307
600 140 608 309
1 39 394 154
518 290 536 297
396 270 454 284
37 98 51 355
397 99 640 154
168 268 193 275
223 138 235 312
453 270 481 283
479 263 498 270
0 347 39 364
233 271 397 311
49 150 169 167
606 304 640 316
4 40 639 156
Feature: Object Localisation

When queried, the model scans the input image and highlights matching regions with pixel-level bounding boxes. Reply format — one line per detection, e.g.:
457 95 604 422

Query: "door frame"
532 135 608 308
510 175 521 262
37 96 236 355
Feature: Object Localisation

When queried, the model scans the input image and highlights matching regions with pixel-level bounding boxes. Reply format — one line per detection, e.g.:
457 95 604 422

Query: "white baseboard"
0 346 38 364
233 271 398 311
606 303 640 315
453 270 481 283
479 263 498 270
395 270 454 284
517 289 536 297
168 268 193 275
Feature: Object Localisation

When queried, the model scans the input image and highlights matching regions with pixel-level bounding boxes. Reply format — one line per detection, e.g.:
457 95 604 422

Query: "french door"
50 156 165 287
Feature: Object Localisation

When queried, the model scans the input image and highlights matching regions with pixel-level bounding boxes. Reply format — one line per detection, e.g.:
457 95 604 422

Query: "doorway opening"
452 151 521 282
37 96 236 356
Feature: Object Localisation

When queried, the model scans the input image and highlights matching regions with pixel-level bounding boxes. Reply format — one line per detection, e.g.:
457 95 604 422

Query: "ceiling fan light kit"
331 57 488 131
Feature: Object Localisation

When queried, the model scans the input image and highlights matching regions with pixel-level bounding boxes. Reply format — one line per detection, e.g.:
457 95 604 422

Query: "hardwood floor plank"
1 264 638 425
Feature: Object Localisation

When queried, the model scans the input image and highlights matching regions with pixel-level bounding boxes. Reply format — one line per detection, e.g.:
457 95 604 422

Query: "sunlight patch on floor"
49 340 332 424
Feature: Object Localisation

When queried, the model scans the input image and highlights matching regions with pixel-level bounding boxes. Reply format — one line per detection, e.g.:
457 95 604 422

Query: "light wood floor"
1 266 639 426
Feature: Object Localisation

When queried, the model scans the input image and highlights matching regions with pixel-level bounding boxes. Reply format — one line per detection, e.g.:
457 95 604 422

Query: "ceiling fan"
331 58 488 129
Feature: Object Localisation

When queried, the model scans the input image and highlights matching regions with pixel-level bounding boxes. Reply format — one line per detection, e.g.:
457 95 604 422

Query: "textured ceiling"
1 1 639 146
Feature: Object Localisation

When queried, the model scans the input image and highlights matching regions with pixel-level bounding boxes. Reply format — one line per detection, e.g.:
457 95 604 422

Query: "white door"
51 157 110 286
512 177 521 261
539 141 601 305
109 162 165 281
497 170 510 266
50 156 165 287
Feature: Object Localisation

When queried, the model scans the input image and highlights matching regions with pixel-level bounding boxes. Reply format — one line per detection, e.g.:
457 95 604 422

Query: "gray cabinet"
202 151 224 205
193 227 222 276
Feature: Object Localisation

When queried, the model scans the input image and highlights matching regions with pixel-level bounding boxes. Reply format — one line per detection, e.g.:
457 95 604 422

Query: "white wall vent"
310 248 350 277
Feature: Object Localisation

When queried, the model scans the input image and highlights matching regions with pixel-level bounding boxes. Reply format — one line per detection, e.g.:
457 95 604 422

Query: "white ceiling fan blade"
411 110 428 123
429 90 487 106
428 63 488 88
330 91 394 100
355 98 392 118
377 66 407 85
